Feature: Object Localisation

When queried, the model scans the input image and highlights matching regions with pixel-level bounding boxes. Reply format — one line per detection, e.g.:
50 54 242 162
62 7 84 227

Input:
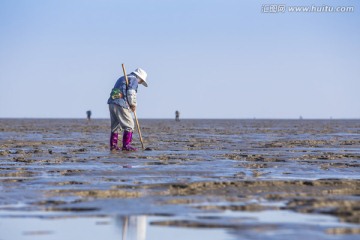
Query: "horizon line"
0 117 359 120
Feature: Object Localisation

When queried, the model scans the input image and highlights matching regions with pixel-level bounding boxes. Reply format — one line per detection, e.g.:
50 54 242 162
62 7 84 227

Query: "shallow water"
0 209 358 240
0 119 359 239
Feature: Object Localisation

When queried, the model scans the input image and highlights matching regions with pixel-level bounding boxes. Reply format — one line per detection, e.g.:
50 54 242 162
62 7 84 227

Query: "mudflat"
0 119 359 240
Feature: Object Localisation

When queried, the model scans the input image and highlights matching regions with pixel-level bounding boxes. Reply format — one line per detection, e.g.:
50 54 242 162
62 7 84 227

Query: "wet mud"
0 119 359 239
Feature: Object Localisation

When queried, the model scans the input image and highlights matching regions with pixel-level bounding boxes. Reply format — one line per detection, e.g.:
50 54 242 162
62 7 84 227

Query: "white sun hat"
132 68 148 87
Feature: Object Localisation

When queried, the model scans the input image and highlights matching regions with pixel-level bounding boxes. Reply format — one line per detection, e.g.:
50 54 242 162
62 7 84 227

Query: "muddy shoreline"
0 119 359 239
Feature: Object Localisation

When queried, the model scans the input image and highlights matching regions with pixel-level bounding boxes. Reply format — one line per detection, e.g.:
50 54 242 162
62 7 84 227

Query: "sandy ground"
0 119 359 239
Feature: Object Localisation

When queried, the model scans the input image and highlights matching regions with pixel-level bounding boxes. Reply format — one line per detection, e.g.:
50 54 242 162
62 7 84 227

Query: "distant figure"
175 110 180 121
86 110 92 121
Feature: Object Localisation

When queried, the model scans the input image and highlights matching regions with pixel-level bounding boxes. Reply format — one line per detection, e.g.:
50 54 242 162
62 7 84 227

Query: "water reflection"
115 216 147 240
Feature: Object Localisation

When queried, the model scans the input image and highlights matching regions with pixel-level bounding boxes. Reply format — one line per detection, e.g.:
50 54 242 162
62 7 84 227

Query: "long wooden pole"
122 63 145 150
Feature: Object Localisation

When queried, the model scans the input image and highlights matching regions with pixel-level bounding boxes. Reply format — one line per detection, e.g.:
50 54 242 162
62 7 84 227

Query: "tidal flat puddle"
0 214 229 240
0 209 359 240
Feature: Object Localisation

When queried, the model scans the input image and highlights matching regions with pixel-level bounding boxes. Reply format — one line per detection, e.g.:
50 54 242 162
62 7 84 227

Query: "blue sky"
0 0 359 119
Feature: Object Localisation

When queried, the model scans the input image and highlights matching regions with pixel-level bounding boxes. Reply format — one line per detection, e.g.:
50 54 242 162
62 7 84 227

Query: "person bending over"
107 68 148 151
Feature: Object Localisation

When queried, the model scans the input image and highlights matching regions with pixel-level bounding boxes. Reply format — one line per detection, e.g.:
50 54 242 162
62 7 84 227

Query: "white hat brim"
141 81 148 87
133 72 148 87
